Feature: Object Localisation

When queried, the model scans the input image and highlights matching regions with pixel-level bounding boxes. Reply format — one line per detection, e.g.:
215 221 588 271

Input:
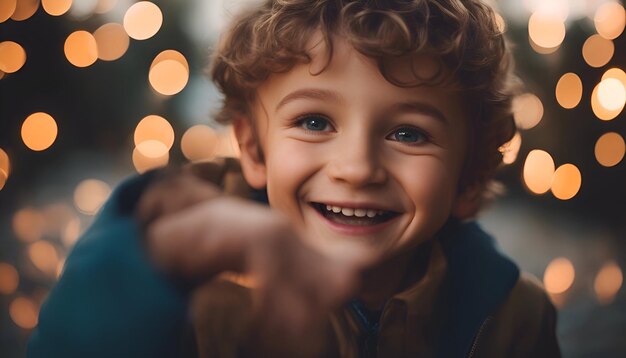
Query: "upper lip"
309 200 402 213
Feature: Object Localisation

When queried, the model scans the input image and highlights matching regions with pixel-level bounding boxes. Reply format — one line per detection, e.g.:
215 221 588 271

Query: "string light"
594 1 626 40
73 179 111 215
28 241 59 276
582 35 614 68
528 11 566 49
595 132 625 167
123 1 163 40
64 31 98 67
594 261 623 304
93 23 129 61
551 164 582 200
41 0 71 16
523 149 555 195
94 0 117 14
9 296 39 329
0 0 17 23
11 0 39 21
181 125 219 162
0 148 9 176
0 41 27 74
149 50 189 95
132 147 168 173
597 78 626 111
544 257 575 294
21 112 58 151
591 82 623 121
555 73 582 109
512 93 543 130
134 115 175 158
0 263 19 295
12 208 45 242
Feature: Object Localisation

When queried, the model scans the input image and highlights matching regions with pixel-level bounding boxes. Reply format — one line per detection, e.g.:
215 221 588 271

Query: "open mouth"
310 202 400 226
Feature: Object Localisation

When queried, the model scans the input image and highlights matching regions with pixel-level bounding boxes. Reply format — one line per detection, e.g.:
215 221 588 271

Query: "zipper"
467 315 492 358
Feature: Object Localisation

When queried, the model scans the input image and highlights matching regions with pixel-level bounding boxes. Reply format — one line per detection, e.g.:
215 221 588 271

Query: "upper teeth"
325 205 384 218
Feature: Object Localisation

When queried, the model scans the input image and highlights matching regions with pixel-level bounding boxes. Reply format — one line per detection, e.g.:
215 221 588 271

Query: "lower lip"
311 206 400 236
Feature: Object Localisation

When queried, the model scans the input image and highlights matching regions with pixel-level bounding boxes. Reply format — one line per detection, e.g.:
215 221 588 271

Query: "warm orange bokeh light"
132 147 169 174
597 78 626 111
528 12 565 49
123 1 162 40
0 41 27 73
41 0 71 16
0 263 19 295
10 297 39 329
602 68 626 87
62 217 81 248
551 164 582 200
555 72 582 109
95 0 117 14
29 241 59 275
591 83 623 121
93 23 129 61
0 147 10 176
0 169 7 191
12 208 45 242
594 261 623 304
500 132 522 165
11 0 39 21
149 60 189 96
582 35 614 68
134 115 174 158
512 93 543 130
0 0 17 23
595 132 625 167
64 31 98 67
181 125 219 162
73 179 112 215
150 50 189 72
529 36 559 55
544 257 575 294
21 112 58 151
594 1 625 40
523 149 555 195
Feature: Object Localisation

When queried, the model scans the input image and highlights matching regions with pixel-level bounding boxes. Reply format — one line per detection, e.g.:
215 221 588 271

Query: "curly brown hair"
210 0 518 211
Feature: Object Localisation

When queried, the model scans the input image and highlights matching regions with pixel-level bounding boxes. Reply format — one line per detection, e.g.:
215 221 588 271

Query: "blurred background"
0 0 624 356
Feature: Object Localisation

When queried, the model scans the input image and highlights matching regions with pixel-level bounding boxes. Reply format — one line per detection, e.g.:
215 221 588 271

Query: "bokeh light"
594 1 625 40
68 0 97 19
602 68 626 87
523 149 555 195
594 261 623 304
595 132 625 167
11 0 39 21
0 263 19 295
94 0 117 14
544 257 575 294
123 1 162 40
134 115 174 158
181 125 219 162
12 208 45 242
529 36 560 55
21 112 58 151
62 217 81 248
0 41 27 73
555 72 582 109
0 147 10 176
513 93 543 130
591 82 623 121
93 23 129 61
132 147 168 173
64 30 98 67
41 0 71 16
0 0 17 23
0 169 7 191
9 297 38 329
551 163 582 200
597 78 626 111
73 179 111 215
500 132 522 165
28 241 59 275
149 50 189 96
582 35 614 68
528 11 566 49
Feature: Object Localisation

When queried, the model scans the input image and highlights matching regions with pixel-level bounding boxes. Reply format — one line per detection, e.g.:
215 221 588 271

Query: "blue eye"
298 115 331 132
388 127 428 144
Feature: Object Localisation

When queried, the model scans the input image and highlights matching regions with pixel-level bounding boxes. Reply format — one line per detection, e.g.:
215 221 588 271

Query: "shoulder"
474 272 561 357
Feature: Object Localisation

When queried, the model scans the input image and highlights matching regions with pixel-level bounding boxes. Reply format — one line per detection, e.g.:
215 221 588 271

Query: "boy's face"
237 35 470 259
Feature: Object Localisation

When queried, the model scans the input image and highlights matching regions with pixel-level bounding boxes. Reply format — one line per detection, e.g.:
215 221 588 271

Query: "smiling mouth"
310 202 400 226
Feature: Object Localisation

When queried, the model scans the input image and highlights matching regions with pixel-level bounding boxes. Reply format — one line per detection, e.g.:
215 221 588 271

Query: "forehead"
253 33 468 126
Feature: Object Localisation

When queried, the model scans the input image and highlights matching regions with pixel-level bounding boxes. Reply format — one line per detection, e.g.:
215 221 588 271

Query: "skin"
143 33 474 354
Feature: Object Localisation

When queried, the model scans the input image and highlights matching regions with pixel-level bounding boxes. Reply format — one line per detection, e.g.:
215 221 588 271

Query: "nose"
326 135 387 187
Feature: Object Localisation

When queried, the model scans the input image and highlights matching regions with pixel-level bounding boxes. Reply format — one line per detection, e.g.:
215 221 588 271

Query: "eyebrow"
275 88 344 112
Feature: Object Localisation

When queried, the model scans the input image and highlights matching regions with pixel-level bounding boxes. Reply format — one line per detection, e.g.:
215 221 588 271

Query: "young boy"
29 0 560 357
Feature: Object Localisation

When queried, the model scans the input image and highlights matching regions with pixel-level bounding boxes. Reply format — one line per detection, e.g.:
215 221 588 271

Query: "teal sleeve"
27 174 190 358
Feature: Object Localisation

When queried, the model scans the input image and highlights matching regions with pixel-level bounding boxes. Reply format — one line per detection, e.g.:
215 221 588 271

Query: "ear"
233 117 267 189
451 184 482 220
